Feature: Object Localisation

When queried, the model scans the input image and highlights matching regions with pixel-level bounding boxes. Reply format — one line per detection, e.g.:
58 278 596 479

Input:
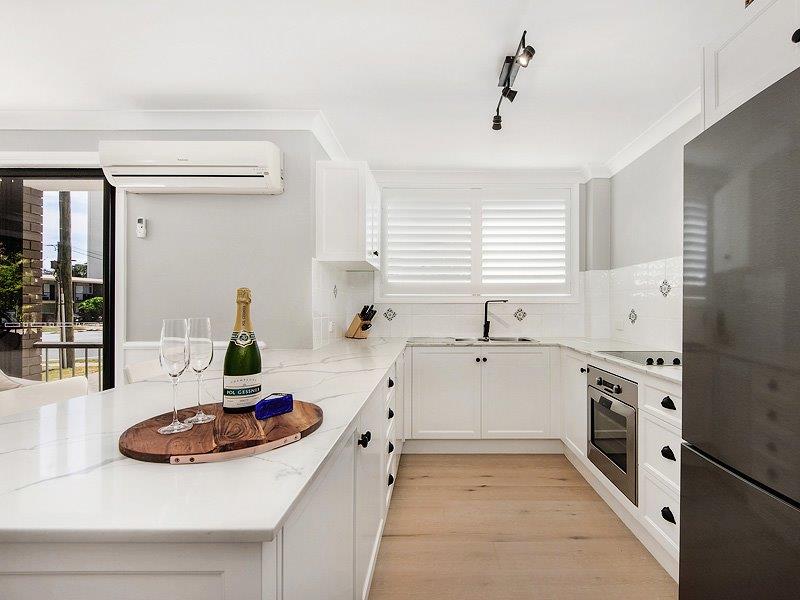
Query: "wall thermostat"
136 217 147 238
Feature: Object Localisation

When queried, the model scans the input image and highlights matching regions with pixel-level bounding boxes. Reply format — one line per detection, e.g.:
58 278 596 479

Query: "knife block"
345 314 371 339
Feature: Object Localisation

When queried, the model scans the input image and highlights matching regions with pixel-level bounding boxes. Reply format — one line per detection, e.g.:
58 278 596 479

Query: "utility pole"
57 191 74 369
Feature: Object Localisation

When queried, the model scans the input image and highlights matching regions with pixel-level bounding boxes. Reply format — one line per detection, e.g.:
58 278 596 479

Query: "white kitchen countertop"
0 334 679 544
0 338 406 543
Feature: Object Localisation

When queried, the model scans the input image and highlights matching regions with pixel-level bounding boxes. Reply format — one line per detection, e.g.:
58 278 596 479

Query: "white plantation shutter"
383 190 475 296
481 197 569 294
381 187 575 298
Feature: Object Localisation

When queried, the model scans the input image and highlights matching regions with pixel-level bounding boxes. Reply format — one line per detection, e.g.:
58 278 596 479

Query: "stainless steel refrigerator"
681 67 800 598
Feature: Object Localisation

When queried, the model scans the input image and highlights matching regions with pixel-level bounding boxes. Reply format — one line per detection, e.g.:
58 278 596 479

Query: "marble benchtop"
0 335 679 544
0 338 406 543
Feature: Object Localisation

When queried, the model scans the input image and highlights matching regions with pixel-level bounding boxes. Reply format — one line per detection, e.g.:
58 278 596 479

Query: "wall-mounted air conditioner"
98 140 284 194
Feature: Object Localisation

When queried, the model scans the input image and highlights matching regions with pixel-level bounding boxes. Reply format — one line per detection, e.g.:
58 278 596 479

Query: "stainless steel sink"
453 336 536 342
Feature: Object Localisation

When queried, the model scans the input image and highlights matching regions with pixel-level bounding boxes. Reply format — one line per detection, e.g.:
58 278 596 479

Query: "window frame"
375 183 580 303
0 168 116 389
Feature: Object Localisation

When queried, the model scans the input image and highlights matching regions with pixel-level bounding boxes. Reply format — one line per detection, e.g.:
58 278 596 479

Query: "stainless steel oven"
587 366 638 505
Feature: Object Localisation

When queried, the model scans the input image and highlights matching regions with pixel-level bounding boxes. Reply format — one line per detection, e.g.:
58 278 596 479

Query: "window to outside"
0 174 112 392
380 187 577 300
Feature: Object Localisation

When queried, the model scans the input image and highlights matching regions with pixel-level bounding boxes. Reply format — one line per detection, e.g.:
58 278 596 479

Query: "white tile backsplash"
312 261 374 348
314 259 683 350
608 256 682 350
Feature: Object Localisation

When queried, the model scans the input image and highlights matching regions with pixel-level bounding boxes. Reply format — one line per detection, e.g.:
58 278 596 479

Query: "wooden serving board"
119 401 323 464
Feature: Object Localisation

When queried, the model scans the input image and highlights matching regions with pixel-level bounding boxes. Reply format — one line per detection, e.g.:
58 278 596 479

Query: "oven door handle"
594 394 635 418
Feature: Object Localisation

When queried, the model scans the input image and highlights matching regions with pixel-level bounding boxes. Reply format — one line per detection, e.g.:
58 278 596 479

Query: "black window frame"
0 168 115 390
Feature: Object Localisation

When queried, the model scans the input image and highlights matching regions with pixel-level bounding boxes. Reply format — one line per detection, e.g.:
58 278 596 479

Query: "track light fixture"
492 113 502 131
491 30 535 131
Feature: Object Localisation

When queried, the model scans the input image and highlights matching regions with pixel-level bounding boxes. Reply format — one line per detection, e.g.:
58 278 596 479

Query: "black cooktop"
599 350 682 366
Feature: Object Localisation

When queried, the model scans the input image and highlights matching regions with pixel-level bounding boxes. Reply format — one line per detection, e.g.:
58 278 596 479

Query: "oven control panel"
586 365 638 407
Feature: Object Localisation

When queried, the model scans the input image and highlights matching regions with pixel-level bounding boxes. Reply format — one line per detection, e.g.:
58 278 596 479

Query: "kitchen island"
0 337 407 600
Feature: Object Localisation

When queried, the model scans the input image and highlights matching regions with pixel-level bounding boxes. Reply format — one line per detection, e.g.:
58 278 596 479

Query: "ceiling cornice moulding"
604 88 701 177
373 168 589 187
0 108 348 163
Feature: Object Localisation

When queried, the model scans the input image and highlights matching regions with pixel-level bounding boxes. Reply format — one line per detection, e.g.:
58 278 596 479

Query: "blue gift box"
254 393 294 420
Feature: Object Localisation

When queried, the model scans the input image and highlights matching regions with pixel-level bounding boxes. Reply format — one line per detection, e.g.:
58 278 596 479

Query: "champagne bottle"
223 288 262 413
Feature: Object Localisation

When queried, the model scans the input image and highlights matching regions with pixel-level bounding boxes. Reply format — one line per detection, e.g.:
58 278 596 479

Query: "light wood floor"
370 454 677 600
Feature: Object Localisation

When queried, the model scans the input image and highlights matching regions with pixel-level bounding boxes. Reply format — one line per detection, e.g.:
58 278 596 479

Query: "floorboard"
370 454 677 600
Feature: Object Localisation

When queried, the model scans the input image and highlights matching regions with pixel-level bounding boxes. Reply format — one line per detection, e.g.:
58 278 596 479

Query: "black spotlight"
492 114 502 130
515 45 536 67
502 86 517 102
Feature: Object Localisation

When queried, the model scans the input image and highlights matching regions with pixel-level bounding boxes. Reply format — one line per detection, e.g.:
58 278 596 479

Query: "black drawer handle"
580 367 587 373
660 446 676 461
793 28 800 43
388 408 394 419
661 506 676 524
387 377 394 388
357 431 371 448
476 357 481 362
388 441 394 454
373 250 379 256
661 396 676 410
388 474 395 486
482 357 487 362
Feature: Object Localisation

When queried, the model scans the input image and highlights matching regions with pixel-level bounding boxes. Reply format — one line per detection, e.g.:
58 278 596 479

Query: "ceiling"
0 1 741 170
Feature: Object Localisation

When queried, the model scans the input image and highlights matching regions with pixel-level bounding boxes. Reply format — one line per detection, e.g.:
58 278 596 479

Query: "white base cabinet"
354 386 386 600
412 347 557 440
482 349 551 438
412 347 482 439
561 349 588 457
283 434 355 600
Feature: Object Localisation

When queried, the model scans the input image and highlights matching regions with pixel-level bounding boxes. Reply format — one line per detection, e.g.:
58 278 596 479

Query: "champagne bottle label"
231 330 256 348
223 373 262 408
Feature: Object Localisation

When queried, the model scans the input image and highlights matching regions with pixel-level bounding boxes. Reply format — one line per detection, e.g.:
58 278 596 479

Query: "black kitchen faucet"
483 299 508 339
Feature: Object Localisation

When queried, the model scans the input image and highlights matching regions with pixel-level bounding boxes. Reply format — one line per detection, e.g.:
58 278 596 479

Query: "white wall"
610 116 702 269
0 128 330 350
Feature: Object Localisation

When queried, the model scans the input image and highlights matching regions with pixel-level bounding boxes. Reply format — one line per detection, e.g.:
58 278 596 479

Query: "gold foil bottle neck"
236 288 253 304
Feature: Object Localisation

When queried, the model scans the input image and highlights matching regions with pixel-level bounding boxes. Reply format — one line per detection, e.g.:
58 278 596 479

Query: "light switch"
136 217 147 238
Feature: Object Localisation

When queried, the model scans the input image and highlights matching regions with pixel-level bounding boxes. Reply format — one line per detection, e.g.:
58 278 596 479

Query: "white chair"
0 376 89 419
124 359 164 384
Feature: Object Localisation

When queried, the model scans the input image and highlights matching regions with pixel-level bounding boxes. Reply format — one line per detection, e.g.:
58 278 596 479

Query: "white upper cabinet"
315 161 381 270
703 0 800 127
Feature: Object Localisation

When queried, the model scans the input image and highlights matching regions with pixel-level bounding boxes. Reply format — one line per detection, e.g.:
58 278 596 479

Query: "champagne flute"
186 317 215 424
158 318 193 435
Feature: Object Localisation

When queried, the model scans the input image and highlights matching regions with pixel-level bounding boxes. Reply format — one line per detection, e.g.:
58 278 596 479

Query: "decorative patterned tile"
659 280 671 297
383 308 396 321
514 308 527 321
628 308 638 324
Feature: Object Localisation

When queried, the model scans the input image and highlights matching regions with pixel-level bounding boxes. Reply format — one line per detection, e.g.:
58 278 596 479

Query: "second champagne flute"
158 318 193 435
186 317 215 424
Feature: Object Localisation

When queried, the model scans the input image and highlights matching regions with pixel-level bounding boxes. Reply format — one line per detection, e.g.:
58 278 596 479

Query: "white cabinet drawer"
641 413 681 492
384 367 397 405
641 472 680 557
642 383 682 429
